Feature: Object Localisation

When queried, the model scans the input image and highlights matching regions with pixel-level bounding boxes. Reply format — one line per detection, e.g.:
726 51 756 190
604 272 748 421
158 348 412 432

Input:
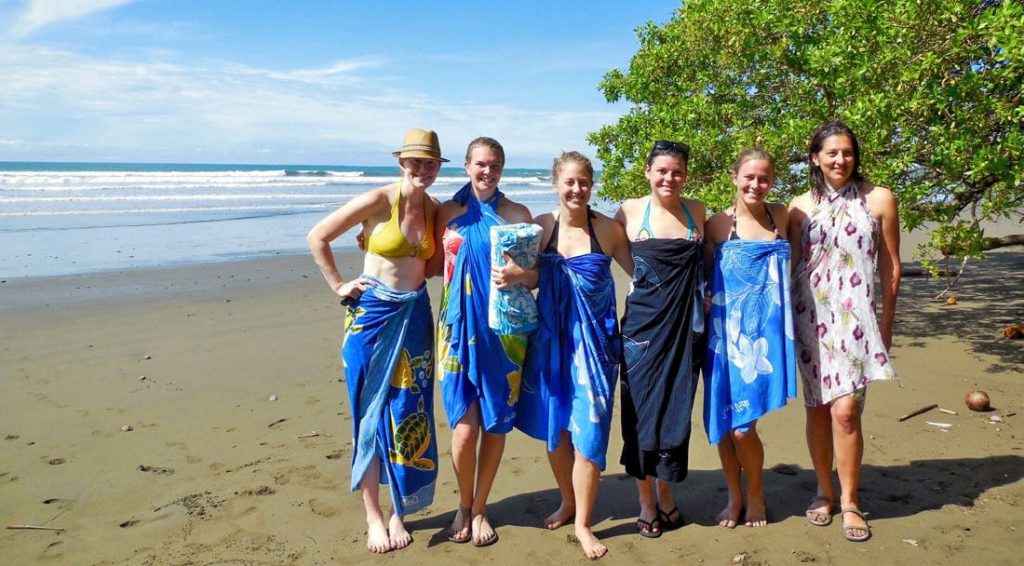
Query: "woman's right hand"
335 276 377 304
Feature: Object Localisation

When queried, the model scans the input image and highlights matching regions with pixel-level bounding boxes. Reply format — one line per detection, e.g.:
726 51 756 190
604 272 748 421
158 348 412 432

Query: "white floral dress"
793 185 896 406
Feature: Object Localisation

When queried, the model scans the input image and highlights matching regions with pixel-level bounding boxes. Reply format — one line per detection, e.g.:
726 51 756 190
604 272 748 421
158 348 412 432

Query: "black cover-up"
619 237 705 481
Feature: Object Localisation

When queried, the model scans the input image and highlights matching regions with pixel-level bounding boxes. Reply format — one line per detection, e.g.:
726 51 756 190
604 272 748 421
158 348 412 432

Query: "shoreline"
1 245 1021 565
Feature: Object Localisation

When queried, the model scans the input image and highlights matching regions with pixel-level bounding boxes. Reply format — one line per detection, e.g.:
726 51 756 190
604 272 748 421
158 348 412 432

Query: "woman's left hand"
491 252 537 289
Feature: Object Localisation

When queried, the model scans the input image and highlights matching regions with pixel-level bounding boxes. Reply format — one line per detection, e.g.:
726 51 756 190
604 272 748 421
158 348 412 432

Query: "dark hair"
646 140 690 167
551 151 594 185
807 121 863 200
465 136 505 166
732 147 776 176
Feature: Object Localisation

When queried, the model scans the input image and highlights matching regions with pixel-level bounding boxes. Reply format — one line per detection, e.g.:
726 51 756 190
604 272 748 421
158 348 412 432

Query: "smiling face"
553 161 593 211
465 146 503 193
644 155 687 198
811 134 857 189
399 157 441 190
731 158 775 207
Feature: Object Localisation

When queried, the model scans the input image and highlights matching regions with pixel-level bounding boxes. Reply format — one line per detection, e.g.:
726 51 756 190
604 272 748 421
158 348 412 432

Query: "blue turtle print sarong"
342 276 437 516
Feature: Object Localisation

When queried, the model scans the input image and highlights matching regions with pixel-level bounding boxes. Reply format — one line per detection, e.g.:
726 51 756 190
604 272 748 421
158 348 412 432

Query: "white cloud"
0 43 616 165
10 0 136 38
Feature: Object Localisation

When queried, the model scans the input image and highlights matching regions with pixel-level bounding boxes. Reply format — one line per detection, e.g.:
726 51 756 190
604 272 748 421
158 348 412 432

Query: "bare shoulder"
863 183 897 207
593 210 628 239
788 191 814 214
436 198 465 225
499 198 534 223
682 198 706 222
534 211 556 231
705 210 732 244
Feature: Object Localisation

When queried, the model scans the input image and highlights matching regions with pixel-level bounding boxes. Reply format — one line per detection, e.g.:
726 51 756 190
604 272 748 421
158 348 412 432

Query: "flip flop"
805 496 833 527
636 516 662 538
446 506 471 544
841 508 871 542
657 505 685 531
472 529 499 547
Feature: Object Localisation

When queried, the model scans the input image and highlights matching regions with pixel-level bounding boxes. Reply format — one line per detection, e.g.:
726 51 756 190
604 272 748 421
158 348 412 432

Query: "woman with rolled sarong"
703 148 798 528
516 151 632 560
432 137 536 547
307 128 445 554
788 121 900 543
615 140 705 538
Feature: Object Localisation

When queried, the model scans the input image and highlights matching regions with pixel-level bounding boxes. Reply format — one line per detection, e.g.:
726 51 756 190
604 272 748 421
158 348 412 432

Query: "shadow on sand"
410 454 1023 546
898 250 1023 373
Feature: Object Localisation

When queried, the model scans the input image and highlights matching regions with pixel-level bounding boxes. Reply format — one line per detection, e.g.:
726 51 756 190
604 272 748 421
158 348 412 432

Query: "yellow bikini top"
365 182 435 260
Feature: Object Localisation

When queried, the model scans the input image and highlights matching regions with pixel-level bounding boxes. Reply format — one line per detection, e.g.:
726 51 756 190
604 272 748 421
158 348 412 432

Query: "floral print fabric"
793 185 896 406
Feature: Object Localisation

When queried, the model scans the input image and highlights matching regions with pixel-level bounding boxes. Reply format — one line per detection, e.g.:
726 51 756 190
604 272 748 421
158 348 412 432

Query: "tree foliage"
591 0 1023 266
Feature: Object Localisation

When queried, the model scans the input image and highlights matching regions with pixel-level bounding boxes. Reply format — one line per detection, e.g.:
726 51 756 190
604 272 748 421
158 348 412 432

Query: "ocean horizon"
0 161 610 279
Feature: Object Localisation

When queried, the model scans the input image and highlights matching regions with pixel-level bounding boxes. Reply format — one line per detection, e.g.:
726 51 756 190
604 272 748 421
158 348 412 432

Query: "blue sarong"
516 253 620 470
437 184 528 433
704 239 798 445
488 222 543 335
342 276 437 516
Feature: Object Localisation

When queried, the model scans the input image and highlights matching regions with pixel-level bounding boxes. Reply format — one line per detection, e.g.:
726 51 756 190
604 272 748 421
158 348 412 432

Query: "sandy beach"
1 237 1021 565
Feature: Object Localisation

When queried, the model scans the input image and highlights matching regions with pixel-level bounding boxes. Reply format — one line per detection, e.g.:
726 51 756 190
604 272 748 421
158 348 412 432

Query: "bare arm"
306 188 386 297
787 195 810 276
425 199 451 279
607 217 634 275
871 187 901 350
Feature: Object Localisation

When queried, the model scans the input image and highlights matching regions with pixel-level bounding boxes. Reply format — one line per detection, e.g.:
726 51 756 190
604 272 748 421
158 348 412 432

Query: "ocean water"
0 162 600 278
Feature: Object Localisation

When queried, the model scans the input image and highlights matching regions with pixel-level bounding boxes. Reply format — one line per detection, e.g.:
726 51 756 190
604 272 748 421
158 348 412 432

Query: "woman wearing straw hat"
308 128 447 554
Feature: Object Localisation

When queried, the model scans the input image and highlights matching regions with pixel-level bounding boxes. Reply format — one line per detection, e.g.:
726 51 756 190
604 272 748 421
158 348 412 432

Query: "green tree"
592 0 1023 270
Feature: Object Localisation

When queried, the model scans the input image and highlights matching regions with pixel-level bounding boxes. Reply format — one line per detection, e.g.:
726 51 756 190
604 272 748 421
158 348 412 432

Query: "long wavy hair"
807 121 863 201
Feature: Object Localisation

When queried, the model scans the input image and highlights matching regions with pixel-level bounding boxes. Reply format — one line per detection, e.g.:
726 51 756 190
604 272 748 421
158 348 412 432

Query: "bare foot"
543 503 575 530
716 498 743 528
472 513 498 547
743 495 767 527
389 514 412 549
575 524 607 560
366 517 392 554
447 505 471 543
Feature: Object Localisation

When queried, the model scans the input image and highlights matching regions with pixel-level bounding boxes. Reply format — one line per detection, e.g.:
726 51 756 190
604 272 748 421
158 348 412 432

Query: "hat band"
400 144 440 153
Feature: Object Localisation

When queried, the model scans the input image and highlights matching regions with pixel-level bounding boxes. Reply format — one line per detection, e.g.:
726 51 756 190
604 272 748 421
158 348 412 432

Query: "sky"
0 0 681 167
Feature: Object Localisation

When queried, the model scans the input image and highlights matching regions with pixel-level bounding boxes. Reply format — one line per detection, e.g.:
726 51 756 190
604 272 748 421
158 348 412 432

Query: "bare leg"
544 431 576 529
471 431 506 545
805 404 835 523
359 459 392 554
448 404 480 543
654 479 682 530
831 395 868 538
634 477 660 535
715 434 744 528
388 512 412 550
732 423 766 527
573 450 607 560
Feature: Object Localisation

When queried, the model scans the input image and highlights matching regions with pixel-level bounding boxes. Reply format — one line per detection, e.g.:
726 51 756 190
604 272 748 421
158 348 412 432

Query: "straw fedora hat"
392 128 449 162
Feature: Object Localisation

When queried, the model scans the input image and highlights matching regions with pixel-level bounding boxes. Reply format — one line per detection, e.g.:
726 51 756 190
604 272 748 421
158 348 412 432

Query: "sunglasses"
651 140 690 160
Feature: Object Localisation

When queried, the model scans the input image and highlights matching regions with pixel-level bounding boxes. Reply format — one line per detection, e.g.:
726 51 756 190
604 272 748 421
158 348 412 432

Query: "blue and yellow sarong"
516 253 620 470
437 184 528 433
342 276 436 516
704 239 797 445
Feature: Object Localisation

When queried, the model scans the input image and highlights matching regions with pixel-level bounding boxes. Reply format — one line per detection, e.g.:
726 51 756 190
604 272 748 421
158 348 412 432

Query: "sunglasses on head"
651 140 690 159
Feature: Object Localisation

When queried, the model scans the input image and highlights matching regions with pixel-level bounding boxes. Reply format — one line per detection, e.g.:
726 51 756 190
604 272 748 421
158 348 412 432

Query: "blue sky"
0 0 680 167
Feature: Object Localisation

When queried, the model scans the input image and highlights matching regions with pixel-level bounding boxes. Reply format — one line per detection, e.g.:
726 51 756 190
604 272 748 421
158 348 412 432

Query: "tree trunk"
981 234 1024 250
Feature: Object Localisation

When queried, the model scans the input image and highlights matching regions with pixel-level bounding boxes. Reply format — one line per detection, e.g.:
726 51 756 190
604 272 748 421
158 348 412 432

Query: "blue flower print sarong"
516 253 620 470
342 277 437 516
704 239 797 445
488 222 543 335
437 184 528 433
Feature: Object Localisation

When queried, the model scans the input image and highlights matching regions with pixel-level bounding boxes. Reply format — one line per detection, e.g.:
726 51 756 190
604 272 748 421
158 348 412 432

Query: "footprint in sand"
119 519 140 528
138 464 175 475
47 458 66 466
43 497 75 509
309 498 341 518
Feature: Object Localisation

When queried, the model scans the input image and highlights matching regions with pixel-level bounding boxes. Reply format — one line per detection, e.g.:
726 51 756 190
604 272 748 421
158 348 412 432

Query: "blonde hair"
465 137 505 166
551 151 594 185
732 147 776 177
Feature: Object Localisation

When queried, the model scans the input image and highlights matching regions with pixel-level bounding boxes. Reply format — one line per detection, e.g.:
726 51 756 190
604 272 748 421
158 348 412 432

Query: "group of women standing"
306 120 901 559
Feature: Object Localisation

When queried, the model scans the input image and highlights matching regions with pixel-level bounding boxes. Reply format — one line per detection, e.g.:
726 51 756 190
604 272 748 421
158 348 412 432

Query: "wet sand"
1 242 1021 565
